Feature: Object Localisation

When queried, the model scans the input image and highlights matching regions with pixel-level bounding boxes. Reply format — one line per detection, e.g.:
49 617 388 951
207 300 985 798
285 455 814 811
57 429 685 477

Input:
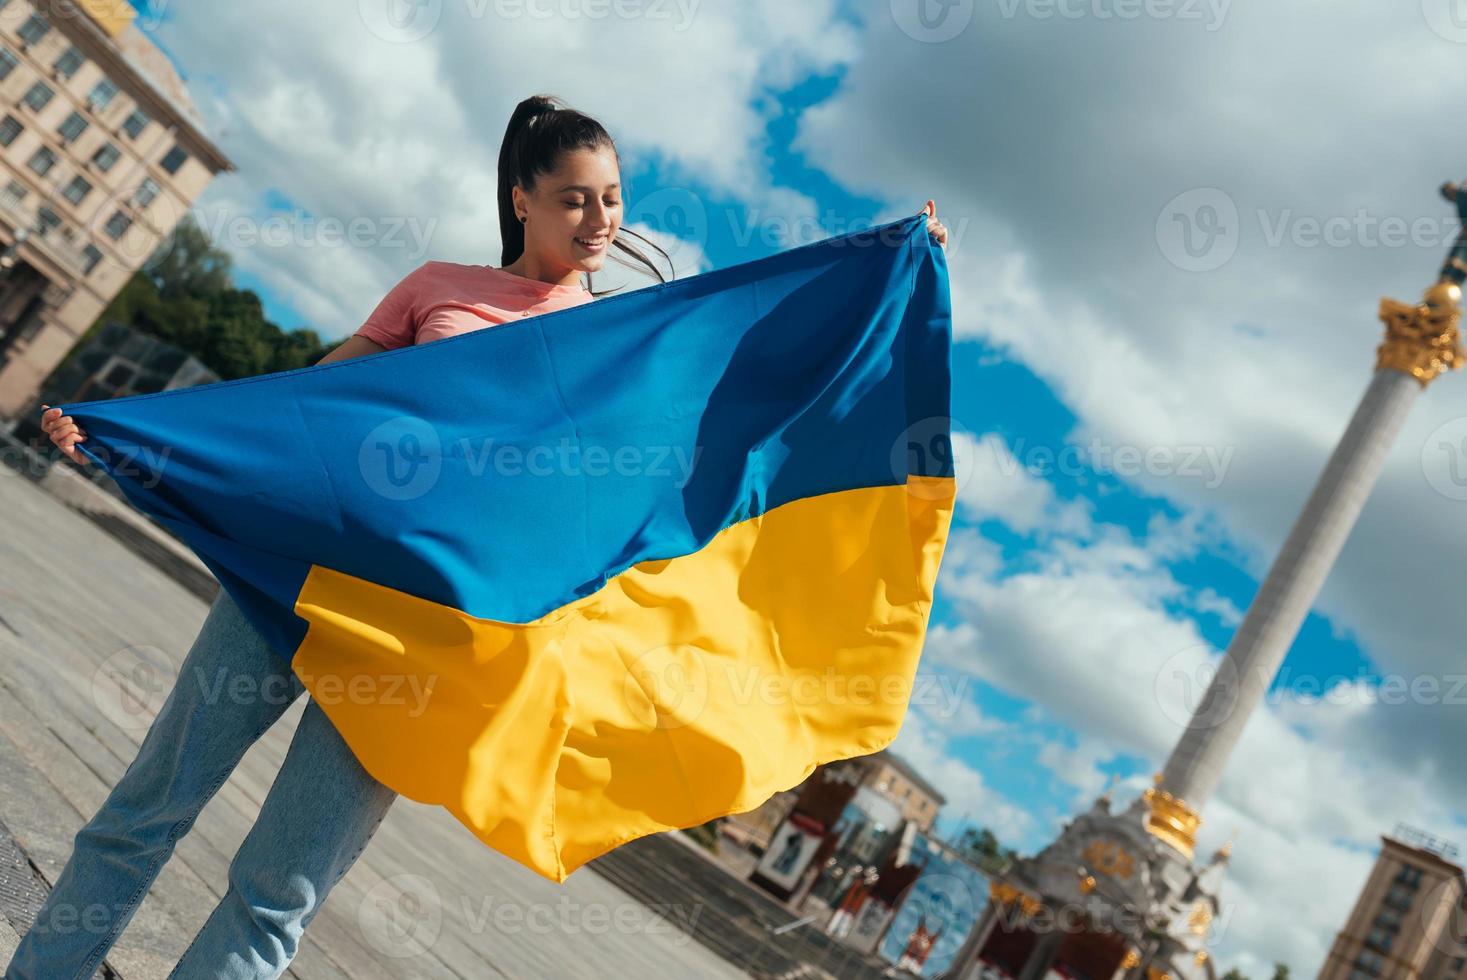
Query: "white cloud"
953 430 1094 536
894 705 1033 843
1035 736 1114 800
1191 586 1244 628
154 1 860 336
787 5 1467 759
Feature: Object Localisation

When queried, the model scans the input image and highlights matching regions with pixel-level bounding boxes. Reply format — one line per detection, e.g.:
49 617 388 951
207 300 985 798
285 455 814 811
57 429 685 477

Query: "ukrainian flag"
61 209 955 882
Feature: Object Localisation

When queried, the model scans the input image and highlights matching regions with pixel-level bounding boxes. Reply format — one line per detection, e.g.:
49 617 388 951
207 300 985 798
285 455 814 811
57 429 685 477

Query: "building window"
34 206 60 233
159 144 187 175
133 176 159 208
103 362 133 387
91 142 120 171
1373 905 1403 931
22 81 54 114
81 243 102 275
0 48 18 81
121 108 149 139
57 110 87 143
104 209 131 240
17 14 50 48
53 46 83 79
15 312 44 343
4 179 26 203
1396 865 1424 887
62 174 90 205
1384 884 1415 912
0 113 21 147
26 146 56 177
87 78 119 112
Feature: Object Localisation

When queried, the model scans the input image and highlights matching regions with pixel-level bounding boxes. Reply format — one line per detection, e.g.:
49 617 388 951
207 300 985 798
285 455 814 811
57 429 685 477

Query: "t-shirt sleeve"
354 262 433 349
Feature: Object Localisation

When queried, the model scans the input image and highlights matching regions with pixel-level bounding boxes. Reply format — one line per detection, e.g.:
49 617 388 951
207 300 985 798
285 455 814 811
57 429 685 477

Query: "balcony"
0 185 93 279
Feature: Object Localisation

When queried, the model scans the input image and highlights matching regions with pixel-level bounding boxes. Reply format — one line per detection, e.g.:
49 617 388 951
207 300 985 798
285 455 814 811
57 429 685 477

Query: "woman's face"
517 145 622 275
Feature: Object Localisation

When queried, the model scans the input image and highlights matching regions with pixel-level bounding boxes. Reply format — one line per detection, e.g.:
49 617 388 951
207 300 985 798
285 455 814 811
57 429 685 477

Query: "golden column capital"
1143 773 1201 860
1376 280 1464 387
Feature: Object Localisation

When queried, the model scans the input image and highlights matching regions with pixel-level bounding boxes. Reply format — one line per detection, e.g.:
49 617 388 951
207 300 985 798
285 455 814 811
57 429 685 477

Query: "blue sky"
144 1 1467 970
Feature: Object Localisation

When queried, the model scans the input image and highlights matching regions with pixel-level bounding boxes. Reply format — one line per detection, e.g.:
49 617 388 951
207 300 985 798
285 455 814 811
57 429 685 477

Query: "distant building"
724 748 947 858
746 748 946 906
0 0 233 418
1319 828 1467 980
39 318 216 404
865 748 946 833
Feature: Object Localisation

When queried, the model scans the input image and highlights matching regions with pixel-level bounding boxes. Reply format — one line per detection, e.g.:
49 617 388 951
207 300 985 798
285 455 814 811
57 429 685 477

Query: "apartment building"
0 0 232 418
725 748 947 858
1320 830 1467 979
865 748 946 833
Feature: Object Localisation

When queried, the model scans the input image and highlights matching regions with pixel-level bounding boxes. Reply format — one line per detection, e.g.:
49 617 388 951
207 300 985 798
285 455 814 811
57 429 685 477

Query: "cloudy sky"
135 0 1467 971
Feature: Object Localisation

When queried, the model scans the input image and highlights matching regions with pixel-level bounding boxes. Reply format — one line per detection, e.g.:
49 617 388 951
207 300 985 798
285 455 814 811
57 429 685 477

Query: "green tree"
956 826 1015 873
80 213 334 381
144 214 232 300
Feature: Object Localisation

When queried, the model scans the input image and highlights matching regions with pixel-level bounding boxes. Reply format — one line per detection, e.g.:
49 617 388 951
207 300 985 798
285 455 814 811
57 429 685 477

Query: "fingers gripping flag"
60 209 956 883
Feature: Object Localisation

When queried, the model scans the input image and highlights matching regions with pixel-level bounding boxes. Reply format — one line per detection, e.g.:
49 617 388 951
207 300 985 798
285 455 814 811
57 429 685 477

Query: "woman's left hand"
921 199 948 249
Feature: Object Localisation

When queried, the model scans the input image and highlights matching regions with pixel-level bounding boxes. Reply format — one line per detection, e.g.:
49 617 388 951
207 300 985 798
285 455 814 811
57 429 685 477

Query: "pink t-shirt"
354 260 594 349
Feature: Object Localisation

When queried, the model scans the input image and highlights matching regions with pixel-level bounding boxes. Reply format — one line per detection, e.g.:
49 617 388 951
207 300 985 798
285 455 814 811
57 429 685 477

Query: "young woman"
16 92 949 979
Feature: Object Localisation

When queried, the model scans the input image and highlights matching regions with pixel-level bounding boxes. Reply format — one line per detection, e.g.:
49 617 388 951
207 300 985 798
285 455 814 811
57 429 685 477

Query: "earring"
519 215 527 223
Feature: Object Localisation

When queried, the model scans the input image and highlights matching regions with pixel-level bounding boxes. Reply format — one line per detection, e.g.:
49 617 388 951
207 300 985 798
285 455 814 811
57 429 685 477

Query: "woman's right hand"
40 405 89 465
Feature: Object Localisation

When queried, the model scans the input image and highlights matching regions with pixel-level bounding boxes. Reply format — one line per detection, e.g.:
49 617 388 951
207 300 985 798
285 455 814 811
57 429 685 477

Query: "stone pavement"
0 460 753 980
596 831 902 980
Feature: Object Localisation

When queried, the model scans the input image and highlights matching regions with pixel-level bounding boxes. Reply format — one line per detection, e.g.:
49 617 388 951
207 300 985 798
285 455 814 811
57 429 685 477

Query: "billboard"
753 814 826 891
877 834 990 978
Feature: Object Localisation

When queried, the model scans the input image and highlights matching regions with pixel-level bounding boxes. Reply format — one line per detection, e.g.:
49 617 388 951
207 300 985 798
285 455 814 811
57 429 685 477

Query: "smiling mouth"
574 235 608 251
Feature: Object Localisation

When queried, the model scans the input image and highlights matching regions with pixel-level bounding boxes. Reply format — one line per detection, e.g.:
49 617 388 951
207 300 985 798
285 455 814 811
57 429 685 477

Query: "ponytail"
496 94 672 293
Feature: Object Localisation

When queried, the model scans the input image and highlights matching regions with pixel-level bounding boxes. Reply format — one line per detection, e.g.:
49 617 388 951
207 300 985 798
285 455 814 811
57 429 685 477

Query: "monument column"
1148 268 1464 858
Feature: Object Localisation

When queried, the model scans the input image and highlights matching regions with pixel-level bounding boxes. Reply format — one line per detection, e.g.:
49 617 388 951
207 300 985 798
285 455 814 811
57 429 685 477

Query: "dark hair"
497 94 672 295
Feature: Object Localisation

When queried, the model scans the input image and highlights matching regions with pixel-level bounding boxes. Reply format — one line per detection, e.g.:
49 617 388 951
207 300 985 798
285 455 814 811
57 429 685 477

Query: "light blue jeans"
4 588 399 980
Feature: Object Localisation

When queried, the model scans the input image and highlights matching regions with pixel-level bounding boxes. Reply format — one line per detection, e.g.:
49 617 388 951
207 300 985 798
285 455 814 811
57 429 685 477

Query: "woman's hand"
40 404 89 465
922 199 949 249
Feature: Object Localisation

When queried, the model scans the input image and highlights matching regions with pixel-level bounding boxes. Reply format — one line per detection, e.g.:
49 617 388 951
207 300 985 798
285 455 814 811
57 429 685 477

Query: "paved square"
0 464 749 980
